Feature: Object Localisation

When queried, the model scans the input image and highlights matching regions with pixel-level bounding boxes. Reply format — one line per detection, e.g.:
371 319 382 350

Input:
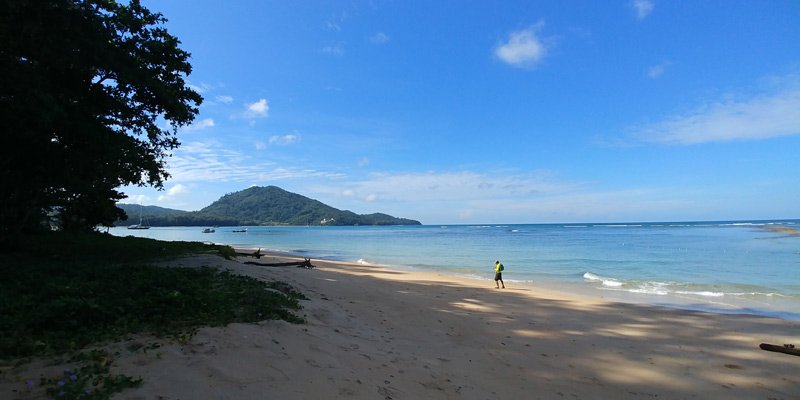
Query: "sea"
109 220 800 320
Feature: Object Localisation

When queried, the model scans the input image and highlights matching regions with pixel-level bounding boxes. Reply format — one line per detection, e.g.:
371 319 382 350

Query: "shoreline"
109 253 800 398
4 252 798 399
109 223 800 323
232 246 800 322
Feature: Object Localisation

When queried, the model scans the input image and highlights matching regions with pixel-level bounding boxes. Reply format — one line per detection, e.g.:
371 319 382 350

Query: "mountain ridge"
116 186 421 226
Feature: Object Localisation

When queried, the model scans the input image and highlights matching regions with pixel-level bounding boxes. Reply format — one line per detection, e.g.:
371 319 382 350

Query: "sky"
122 0 800 224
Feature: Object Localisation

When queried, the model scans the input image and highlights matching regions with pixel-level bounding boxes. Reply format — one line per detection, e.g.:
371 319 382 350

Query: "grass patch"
3 230 238 263
0 231 306 398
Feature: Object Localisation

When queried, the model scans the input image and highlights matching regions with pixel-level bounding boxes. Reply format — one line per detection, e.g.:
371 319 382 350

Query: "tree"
0 0 201 237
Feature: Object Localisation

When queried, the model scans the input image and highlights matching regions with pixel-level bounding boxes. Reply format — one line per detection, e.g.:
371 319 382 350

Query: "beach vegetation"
0 232 306 398
0 0 202 239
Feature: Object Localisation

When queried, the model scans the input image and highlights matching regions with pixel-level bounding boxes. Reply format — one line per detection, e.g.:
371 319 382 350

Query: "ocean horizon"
110 219 800 320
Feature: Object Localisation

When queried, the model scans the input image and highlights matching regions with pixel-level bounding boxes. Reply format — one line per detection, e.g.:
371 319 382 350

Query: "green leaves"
0 0 202 235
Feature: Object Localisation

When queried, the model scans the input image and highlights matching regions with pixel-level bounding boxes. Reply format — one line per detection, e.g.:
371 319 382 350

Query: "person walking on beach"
494 260 505 289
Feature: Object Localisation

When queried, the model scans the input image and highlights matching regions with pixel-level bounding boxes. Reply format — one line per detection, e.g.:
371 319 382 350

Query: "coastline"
4 251 798 399
235 246 800 322
108 223 800 322
143 252 800 398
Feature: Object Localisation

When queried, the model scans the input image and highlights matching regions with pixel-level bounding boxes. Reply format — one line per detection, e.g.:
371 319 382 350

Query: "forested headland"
117 186 421 226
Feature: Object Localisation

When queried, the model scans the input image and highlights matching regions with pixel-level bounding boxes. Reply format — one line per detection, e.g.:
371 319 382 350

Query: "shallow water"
110 220 800 320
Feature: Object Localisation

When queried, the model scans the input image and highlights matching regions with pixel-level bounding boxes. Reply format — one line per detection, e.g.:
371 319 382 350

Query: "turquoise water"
110 220 800 320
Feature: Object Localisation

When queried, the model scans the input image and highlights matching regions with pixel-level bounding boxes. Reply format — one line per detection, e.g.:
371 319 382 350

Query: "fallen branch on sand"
243 258 315 269
759 343 800 357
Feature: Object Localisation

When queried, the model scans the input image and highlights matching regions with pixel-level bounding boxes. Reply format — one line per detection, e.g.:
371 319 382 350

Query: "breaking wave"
582 272 786 298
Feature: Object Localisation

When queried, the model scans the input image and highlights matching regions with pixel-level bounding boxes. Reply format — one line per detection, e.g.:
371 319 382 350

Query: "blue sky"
123 0 800 224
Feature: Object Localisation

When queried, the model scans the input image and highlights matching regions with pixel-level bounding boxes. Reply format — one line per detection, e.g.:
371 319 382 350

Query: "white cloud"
215 95 233 104
632 0 654 20
268 133 299 146
358 157 370 167
370 32 389 44
167 183 190 196
245 99 269 118
495 24 548 68
365 193 378 202
184 118 215 131
158 184 190 204
647 62 670 79
633 86 800 144
255 141 267 150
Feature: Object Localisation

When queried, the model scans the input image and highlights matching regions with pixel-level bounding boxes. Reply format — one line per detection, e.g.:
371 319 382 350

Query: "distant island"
115 186 421 227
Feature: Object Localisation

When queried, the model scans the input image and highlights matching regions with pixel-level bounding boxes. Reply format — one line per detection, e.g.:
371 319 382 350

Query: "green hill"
199 186 420 226
116 186 421 226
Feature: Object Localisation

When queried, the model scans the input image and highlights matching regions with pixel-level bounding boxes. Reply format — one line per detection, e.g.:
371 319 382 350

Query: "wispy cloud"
166 141 343 183
124 194 150 205
321 44 345 56
245 99 269 118
215 95 234 104
647 61 671 78
187 82 213 94
183 118 215 131
633 86 800 144
495 23 549 68
269 133 299 146
316 170 575 204
370 32 390 44
326 11 347 31
307 170 698 223
632 0 655 20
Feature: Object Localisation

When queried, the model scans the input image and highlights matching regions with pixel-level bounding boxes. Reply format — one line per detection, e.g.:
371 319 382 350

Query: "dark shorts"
494 272 503 281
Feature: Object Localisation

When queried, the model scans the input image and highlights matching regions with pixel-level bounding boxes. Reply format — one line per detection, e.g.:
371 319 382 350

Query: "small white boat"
127 224 150 230
202 228 215 233
128 205 150 229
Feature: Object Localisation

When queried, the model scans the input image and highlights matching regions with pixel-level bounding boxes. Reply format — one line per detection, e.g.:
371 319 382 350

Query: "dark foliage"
0 0 202 238
0 232 304 360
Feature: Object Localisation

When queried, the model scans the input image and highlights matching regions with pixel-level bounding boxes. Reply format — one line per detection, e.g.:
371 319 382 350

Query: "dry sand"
3 253 799 399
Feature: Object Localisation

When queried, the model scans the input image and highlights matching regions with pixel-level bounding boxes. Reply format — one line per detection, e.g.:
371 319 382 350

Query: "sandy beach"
4 253 799 399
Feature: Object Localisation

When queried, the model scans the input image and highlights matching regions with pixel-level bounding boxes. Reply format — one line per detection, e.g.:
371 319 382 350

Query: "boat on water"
232 228 248 233
128 205 150 229
202 228 215 233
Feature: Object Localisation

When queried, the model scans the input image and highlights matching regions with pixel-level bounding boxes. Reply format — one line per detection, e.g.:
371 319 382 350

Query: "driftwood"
234 248 264 258
243 258 315 269
759 343 800 357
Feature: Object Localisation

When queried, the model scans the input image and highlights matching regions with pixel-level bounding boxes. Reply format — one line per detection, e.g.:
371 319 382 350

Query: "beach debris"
243 258 315 269
234 248 264 258
759 343 800 357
